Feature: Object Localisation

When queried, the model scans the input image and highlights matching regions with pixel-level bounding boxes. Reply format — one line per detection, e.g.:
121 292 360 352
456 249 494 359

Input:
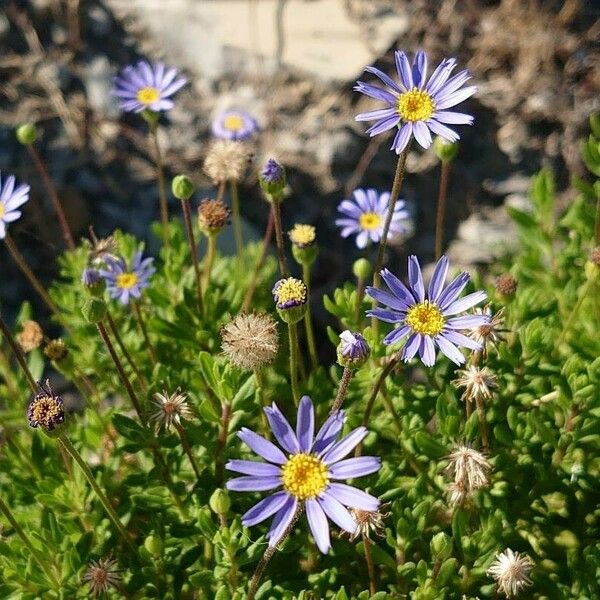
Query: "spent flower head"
226 396 381 553
150 390 194 431
336 188 409 249
367 255 488 367
112 61 186 113
83 557 121 597
453 365 498 403
495 273 518 297
445 444 491 496
487 549 533 597
99 251 155 305
17 320 44 352
0 172 30 239
468 306 506 355
90 234 118 265
355 50 476 153
212 110 258 141
203 140 251 184
221 312 279 372
43 338 68 361
346 505 389 541
28 380 65 432
198 198 231 234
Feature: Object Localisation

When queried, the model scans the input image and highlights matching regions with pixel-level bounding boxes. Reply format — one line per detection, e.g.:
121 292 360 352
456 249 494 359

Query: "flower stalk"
288 322 301 405
434 159 451 260
331 367 353 414
271 201 289 277
203 232 218 293
149 122 170 246
362 534 377 595
230 180 244 261
302 263 318 368
180 197 204 314
0 312 38 393
132 300 158 365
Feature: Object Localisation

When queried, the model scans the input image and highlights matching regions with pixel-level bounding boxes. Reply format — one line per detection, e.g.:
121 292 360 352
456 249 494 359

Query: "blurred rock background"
0 0 598 328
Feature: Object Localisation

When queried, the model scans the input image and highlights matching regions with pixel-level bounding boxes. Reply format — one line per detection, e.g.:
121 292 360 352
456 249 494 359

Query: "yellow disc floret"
359 212 382 231
0 203 5 219
281 453 329 499
116 272 139 290
405 301 445 336
274 277 307 308
223 115 244 131
136 86 161 105
289 224 316 247
397 89 435 122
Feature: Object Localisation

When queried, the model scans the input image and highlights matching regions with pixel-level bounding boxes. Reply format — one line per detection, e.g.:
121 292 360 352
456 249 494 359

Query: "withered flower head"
203 140 251 184
17 320 44 352
90 234 118 265
221 312 279 371
487 548 533 597
83 557 121 597
346 506 389 541
495 273 518 297
28 380 65 432
150 389 194 431
468 306 506 355
198 198 231 234
453 364 498 403
44 338 68 361
444 444 491 506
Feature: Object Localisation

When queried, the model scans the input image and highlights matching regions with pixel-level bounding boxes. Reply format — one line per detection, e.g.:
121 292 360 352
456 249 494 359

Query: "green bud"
171 175 195 201
259 158 286 200
141 109 160 127
16 123 38 146
292 243 319 267
209 488 231 515
144 535 163 556
433 136 458 162
430 532 452 561
352 258 372 281
81 297 107 324
277 304 307 325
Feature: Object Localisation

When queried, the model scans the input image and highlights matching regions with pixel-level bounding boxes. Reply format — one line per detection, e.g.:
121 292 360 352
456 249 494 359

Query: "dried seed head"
221 312 279 371
346 506 389 541
17 320 44 352
43 338 68 361
487 549 533 597
198 198 231 234
83 557 121 597
469 306 506 355
203 140 251 184
453 364 498 403
445 445 491 497
27 380 65 432
495 273 518 297
90 234 118 265
150 390 194 431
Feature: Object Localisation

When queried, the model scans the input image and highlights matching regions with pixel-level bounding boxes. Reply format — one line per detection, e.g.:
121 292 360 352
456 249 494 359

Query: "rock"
483 173 531 197
82 56 120 116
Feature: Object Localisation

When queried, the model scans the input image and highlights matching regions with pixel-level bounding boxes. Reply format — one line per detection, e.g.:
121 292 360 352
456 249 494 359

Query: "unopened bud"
81 297 107 324
209 488 231 515
433 136 458 162
171 175 195 201
337 330 370 369
430 532 453 561
259 158 286 199
352 258 372 281
16 123 38 146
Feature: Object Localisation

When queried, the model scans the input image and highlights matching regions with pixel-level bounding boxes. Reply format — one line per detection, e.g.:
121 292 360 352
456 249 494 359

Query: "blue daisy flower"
355 50 476 154
336 188 409 249
0 173 30 239
112 61 186 113
99 251 155 305
367 255 488 367
226 396 381 554
212 110 258 141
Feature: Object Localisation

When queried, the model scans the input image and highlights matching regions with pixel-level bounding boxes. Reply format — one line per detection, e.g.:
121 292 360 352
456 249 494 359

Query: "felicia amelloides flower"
0 172 30 239
99 251 155 305
212 109 258 141
83 557 121 597
355 50 476 153
289 224 316 249
111 61 186 113
487 548 533 597
367 255 488 367
336 188 409 249
226 396 381 553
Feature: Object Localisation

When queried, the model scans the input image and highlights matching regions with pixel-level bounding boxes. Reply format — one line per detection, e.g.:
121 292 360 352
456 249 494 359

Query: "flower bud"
272 277 307 324
352 258 372 281
430 532 453 561
81 297 107 324
16 123 38 146
289 224 318 266
171 175 195 201
82 267 105 297
433 136 458 162
259 158 286 199
43 339 69 362
209 488 231 515
495 273 518 298
337 330 370 369
144 535 163 556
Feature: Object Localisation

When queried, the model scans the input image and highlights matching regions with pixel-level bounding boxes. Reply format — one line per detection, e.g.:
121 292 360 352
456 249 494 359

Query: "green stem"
271 200 289 277
0 495 60 589
150 124 169 246
132 300 158 365
174 422 201 481
216 403 232 486
57 435 134 550
363 534 377 595
181 198 204 314
302 263 318 368
254 368 270 435
203 233 218 294
354 275 366 326
230 180 244 260
434 160 451 260
288 323 300 405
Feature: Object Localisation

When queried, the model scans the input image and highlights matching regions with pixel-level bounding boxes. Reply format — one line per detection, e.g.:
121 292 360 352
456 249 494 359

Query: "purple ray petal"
356 107 398 122
425 58 457 95
354 82 397 105
367 308 404 324
367 115 401 137
436 86 477 110
242 491 289 526
413 121 432 149
427 119 460 143
322 427 368 464
442 330 482 351
412 50 428 88
364 65 403 93
327 483 380 511
420 336 437 367
318 492 358 533
264 403 300 454
428 256 449 302
296 396 314 452
438 272 470 309
381 268 416 304
238 428 287 464
402 334 421 361
407 256 425 302
225 460 281 477
267 495 298 547
313 411 345 454
446 315 489 329
391 123 413 154
394 51 414 90
434 110 474 125
444 291 487 316
329 456 381 479
366 285 410 311
226 476 282 492
435 335 466 365
306 498 331 554
383 324 411 346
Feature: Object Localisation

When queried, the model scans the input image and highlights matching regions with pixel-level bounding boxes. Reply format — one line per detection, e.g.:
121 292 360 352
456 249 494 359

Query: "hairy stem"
363 534 377 595
181 198 204 314
330 367 353 414
174 422 201 481
271 201 289 277
434 160 451 260
150 124 169 246
288 323 301 405
202 233 218 294
302 263 318 368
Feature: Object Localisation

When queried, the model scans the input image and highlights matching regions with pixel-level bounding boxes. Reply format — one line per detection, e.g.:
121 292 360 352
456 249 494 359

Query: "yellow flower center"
289 224 316 247
0 203 5 219
359 212 382 231
281 453 329 499
223 115 244 131
136 86 161 105
275 277 307 306
116 272 139 290
397 88 435 122
405 301 445 336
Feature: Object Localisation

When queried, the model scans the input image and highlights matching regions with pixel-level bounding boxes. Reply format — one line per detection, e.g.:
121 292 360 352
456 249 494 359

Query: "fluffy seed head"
221 312 279 371
203 140 251 184
453 365 498 403
487 548 533 597
445 445 491 499
495 273 518 297
43 338 68 361
17 320 44 352
150 390 194 431
83 557 121 597
198 198 231 233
